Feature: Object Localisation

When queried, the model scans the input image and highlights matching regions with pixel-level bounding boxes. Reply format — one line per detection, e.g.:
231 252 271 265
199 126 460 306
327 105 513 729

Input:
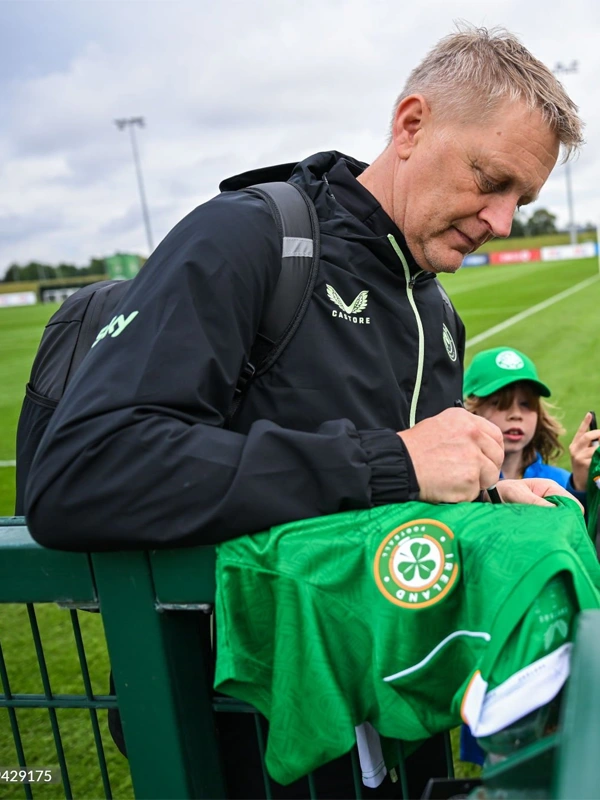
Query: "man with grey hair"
375 24 582 275
27 24 583 800
356 24 583 505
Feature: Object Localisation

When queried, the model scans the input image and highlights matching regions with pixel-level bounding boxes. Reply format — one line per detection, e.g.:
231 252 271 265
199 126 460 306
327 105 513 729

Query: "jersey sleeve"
25 191 414 551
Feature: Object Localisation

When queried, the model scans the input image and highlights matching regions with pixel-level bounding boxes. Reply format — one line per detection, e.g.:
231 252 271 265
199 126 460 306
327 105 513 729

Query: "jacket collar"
321 157 427 280
222 151 430 281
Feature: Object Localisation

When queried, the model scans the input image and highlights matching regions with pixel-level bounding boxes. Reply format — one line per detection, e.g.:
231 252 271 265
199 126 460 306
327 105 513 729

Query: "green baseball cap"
464 347 551 398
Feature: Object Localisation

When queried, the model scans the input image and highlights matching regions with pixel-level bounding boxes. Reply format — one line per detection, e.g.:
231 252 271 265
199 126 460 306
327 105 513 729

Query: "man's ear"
392 94 430 160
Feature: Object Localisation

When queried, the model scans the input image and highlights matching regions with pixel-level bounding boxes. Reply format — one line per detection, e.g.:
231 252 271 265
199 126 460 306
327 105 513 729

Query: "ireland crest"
374 519 459 608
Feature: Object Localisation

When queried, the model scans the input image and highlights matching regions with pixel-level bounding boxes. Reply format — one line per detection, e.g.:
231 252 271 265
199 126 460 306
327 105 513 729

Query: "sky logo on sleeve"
92 311 139 347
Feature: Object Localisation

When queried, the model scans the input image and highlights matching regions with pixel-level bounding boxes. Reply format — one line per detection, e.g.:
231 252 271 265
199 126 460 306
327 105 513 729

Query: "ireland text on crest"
374 519 460 608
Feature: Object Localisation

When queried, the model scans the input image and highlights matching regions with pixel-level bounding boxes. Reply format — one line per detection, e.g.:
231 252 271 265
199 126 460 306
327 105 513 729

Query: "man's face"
393 99 560 274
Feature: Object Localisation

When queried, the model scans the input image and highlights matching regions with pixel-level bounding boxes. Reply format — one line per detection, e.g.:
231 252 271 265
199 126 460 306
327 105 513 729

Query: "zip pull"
408 269 424 289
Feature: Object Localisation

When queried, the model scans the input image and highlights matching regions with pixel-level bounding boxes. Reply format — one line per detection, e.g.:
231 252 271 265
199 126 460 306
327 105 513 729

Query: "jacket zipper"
387 234 425 428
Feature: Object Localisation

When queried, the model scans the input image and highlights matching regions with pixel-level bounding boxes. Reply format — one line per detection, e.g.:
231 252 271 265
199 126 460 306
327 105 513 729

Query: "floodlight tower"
553 61 579 245
114 117 154 254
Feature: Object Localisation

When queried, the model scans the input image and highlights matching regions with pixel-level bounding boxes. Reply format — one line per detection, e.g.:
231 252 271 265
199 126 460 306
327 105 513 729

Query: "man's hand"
495 478 584 513
569 412 599 491
398 408 504 503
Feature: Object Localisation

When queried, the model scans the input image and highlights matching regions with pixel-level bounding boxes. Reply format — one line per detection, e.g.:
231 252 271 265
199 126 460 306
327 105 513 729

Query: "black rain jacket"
25 151 465 551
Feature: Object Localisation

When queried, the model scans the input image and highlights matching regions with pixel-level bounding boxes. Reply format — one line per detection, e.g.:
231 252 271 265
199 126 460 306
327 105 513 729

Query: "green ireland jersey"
215 498 600 786
587 446 600 546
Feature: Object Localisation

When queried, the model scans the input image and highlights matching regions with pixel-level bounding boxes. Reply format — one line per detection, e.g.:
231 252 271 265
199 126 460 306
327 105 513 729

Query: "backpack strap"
227 181 320 422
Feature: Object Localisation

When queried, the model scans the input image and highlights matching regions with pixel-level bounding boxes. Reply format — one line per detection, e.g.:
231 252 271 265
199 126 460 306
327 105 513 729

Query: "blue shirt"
520 453 586 508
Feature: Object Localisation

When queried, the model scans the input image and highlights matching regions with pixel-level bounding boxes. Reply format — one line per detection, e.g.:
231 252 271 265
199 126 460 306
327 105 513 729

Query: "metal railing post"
92 551 225 799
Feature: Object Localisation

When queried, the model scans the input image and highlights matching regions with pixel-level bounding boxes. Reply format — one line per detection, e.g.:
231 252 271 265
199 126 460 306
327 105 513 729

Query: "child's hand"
569 412 600 491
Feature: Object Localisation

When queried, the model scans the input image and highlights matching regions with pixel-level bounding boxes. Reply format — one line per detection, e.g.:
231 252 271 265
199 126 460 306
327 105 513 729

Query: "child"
463 346 597 505
461 346 598 767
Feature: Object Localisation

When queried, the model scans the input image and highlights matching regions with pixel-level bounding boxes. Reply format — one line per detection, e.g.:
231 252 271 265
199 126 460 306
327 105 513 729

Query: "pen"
486 485 503 504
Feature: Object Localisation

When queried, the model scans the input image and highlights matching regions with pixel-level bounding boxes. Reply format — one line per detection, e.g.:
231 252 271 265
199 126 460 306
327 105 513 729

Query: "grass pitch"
439 256 600 459
0 303 133 798
0 257 599 795
0 303 60 510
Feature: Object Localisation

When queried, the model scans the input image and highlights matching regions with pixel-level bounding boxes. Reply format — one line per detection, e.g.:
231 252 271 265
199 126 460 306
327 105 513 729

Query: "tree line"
3 258 113 283
511 208 597 238
511 208 559 237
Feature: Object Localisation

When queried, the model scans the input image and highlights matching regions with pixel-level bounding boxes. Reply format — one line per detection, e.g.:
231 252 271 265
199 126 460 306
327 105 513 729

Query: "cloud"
0 208 67 246
98 204 146 238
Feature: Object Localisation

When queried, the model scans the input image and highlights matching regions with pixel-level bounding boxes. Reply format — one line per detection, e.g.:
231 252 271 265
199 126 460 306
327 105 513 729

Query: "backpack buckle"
235 361 256 395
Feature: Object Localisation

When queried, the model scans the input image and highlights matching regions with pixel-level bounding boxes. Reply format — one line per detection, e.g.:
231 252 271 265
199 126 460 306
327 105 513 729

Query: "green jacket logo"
443 324 457 361
374 519 460 608
92 311 139 347
326 284 371 325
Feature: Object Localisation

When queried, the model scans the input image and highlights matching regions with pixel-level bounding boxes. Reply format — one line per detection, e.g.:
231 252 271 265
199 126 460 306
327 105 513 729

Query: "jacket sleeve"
25 191 415 551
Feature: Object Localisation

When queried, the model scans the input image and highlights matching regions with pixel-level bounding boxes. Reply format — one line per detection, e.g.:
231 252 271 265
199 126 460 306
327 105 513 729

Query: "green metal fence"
0 517 224 799
1 516 599 799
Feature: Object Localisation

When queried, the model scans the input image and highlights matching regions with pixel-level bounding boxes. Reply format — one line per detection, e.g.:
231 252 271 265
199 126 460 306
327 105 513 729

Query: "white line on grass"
0 461 16 467
465 274 600 349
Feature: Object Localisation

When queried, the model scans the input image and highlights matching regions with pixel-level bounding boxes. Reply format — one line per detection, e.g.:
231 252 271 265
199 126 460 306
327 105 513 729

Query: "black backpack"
15 180 320 514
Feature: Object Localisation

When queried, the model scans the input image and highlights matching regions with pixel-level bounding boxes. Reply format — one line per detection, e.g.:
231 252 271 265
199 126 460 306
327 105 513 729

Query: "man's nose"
478 196 518 239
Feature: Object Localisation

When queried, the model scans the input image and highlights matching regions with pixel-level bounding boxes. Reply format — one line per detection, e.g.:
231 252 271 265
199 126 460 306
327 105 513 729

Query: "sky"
1 0 599 276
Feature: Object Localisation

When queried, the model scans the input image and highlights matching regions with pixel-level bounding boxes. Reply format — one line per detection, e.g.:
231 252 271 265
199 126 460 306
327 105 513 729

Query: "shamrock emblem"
375 520 459 608
397 541 436 582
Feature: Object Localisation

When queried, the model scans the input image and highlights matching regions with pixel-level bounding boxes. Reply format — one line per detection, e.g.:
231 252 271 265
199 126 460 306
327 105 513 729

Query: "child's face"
477 384 539 456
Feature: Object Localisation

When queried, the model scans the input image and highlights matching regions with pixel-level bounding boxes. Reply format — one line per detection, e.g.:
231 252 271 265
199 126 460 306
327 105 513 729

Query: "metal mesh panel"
211 695 455 800
0 518 456 800
0 602 126 799
6 517 595 799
